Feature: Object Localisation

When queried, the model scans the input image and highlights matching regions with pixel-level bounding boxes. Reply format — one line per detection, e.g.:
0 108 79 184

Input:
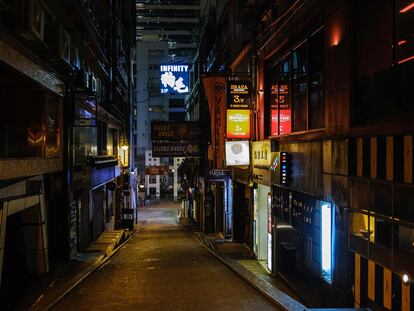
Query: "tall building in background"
134 0 200 199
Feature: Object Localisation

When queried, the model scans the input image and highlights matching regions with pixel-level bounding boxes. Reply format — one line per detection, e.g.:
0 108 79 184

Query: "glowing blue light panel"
160 64 189 94
321 201 333 284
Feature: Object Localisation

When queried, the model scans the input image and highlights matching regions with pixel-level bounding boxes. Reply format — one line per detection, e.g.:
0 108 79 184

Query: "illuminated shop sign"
280 152 291 185
225 141 250 166
271 109 292 136
151 121 202 141
227 80 251 109
252 140 271 186
320 201 334 284
160 64 189 94
270 82 291 135
152 142 201 157
226 109 250 139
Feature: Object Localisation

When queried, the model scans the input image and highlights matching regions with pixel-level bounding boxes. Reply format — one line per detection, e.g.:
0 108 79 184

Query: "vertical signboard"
270 78 291 135
252 140 272 186
202 76 226 168
227 80 252 109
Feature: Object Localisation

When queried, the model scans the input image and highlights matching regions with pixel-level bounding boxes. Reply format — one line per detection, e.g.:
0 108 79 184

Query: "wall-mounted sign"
152 142 201 157
160 64 189 94
151 121 202 141
209 169 232 180
252 140 271 186
271 109 292 136
145 166 169 176
226 109 250 139
225 141 250 166
280 151 291 185
227 80 251 109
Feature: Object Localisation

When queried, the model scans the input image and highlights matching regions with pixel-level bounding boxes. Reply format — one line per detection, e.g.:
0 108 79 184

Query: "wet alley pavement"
54 201 280 311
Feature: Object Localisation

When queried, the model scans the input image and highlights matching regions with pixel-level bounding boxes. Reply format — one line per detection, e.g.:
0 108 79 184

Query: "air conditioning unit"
59 27 71 64
18 0 45 42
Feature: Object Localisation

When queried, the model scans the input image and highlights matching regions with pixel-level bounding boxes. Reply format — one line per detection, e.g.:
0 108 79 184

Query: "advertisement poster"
226 109 250 139
227 80 251 109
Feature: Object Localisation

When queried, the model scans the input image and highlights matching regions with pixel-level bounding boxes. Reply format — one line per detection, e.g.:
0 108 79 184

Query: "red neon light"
398 55 414 64
400 2 414 13
398 40 407 46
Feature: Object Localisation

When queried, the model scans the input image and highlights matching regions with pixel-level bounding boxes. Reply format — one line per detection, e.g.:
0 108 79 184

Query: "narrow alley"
54 201 279 311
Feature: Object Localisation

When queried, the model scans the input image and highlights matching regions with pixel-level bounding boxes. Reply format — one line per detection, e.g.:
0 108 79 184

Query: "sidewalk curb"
29 228 138 311
188 230 307 311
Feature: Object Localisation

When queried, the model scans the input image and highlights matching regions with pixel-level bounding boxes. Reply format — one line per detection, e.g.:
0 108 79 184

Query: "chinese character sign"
160 64 189 94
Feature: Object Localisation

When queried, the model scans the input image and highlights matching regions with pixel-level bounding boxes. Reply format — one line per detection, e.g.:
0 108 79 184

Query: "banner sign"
226 109 250 139
160 64 189 94
152 142 201 157
252 140 271 186
151 121 202 141
145 166 169 176
227 80 251 109
202 75 227 168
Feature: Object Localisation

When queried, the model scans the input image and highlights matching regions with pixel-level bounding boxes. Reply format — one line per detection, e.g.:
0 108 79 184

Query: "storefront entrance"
253 184 271 271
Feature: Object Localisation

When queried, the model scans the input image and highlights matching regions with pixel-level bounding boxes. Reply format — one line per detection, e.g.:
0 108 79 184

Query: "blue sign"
160 64 189 94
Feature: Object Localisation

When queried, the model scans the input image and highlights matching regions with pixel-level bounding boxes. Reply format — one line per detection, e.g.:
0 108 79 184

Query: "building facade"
0 0 136 305
191 0 414 309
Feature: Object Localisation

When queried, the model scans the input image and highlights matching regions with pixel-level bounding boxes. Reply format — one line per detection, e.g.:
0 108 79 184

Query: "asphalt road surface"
55 201 279 311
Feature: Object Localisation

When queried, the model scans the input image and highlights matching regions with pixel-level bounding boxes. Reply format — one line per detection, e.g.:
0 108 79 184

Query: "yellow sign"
226 109 250 139
252 140 272 185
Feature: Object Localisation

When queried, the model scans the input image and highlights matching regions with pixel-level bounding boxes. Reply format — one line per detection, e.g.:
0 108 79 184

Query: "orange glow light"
398 40 408 46
330 24 342 47
400 2 414 13
398 55 414 64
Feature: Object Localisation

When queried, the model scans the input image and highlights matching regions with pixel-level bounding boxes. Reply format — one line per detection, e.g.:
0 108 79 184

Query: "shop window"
0 67 61 158
395 185 414 223
267 28 324 136
394 224 414 254
351 212 375 242
73 127 97 164
374 218 392 249
349 179 369 212
308 30 324 130
292 43 307 132
369 182 392 216
397 1 414 65
356 0 414 123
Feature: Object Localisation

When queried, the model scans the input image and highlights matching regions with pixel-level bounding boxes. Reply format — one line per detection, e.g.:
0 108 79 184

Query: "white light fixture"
403 273 410 284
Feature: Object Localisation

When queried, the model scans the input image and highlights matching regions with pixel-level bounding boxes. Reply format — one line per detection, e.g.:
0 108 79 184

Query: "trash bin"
121 208 134 230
